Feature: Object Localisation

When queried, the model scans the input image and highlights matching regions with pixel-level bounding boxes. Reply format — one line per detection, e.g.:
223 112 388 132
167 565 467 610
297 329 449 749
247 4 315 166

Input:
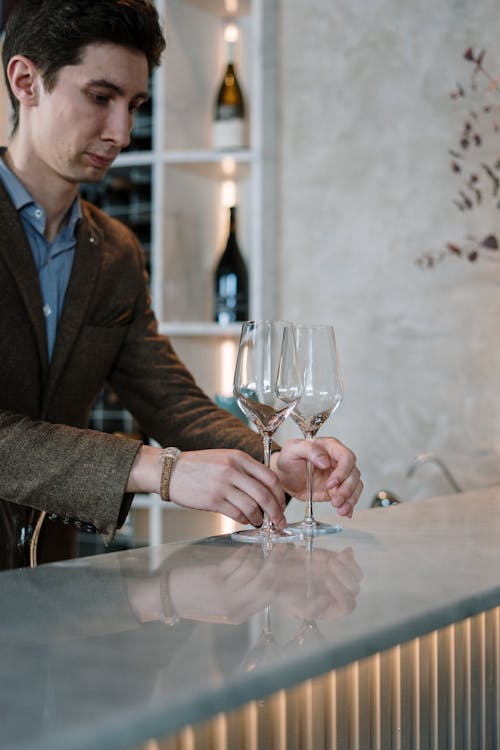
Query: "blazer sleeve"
106 242 266 461
0 410 141 537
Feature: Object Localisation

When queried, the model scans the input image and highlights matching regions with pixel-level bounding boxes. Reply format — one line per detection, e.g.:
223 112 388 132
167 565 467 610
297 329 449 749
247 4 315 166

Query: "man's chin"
78 164 112 184
80 152 117 179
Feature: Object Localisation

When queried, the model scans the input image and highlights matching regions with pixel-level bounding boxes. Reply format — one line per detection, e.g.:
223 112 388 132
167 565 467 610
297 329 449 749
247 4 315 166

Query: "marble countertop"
2 486 500 750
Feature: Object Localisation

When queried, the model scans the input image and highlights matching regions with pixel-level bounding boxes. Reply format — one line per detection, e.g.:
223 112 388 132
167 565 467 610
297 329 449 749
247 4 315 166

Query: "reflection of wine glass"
240 603 280 672
288 324 343 535
287 538 324 648
231 320 303 544
238 544 284 672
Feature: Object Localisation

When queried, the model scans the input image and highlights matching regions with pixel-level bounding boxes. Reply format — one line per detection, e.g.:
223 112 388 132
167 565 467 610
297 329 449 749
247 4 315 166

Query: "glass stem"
261 433 273 533
303 434 316 527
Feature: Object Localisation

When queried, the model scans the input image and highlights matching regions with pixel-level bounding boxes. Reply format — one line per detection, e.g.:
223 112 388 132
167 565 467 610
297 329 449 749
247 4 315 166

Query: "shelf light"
219 339 237 397
218 515 239 535
222 179 237 208
214 338 243 444
224 1 239 20
223 22 239 44
221 156 237 176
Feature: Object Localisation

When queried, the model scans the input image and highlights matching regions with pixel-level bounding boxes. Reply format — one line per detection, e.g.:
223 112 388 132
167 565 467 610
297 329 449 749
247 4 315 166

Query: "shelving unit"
113 0 271 546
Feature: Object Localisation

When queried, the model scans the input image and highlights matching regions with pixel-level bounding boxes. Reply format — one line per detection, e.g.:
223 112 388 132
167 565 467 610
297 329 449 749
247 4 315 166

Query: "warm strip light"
219 515 238 535
223 22 239 43
224 1 239 18
221 179 237 208
219 339 237 397
221 156 237 176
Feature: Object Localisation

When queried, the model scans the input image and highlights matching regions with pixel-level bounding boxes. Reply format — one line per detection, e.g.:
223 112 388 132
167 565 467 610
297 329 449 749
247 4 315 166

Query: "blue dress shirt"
0 152 81 360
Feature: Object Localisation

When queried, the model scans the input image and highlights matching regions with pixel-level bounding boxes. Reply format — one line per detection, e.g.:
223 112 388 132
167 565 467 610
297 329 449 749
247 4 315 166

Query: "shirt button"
35 209 43 220
43 303 52 317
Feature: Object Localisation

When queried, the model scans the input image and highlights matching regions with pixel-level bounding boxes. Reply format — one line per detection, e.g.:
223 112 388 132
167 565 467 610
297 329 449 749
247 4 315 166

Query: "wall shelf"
159 321 242 337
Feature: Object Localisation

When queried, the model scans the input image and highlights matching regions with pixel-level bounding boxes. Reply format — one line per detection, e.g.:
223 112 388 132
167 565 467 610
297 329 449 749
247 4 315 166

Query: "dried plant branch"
417 48 500 268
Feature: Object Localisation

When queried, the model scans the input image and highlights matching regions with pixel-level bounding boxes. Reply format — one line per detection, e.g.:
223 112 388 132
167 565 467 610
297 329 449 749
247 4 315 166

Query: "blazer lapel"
0 181 49 380
42 210 102 413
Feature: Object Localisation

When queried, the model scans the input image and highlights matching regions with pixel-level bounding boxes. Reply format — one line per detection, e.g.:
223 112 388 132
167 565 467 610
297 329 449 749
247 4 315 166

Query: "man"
0 0 363 564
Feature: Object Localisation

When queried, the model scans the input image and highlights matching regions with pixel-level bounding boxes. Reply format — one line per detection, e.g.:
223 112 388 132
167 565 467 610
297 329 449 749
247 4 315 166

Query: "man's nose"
103 105 132 149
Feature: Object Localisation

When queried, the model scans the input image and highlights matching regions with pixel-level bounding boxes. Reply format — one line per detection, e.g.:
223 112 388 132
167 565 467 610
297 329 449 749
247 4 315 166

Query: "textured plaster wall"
275 0 500 506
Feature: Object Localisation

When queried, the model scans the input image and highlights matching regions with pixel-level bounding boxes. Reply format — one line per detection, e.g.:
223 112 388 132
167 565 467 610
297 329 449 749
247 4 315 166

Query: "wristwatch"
159 447 181 503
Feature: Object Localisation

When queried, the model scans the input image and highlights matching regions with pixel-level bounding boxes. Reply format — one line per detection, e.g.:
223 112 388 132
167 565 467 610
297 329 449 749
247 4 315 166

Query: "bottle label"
215 296 248 325
215 274 248 324
214 118 246 151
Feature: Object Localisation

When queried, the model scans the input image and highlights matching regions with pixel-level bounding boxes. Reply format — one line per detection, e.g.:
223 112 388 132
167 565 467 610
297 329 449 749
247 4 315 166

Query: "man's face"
29 42 149 184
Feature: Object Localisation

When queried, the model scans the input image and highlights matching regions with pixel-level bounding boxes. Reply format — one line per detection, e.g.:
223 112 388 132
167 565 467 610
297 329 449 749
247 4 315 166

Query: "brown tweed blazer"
0 180 262 560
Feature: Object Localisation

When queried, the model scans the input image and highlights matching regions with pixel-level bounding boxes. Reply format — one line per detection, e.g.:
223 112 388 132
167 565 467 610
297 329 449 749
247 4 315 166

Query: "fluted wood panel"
139 606 500 749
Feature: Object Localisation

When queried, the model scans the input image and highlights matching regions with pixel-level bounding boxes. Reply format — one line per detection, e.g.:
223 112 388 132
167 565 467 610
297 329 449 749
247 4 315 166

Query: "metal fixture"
406 453 462 493
370 490 402 508
371 453 462 509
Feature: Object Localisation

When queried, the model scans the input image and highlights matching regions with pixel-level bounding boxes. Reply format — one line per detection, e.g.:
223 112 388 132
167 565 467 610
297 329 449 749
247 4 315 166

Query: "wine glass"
231 320 303 544
288 324 343 535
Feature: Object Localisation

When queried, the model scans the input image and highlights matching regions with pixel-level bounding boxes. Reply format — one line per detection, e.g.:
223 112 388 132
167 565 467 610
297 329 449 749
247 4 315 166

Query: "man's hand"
270 437 363 518
127 439 361 528
166 448 287 528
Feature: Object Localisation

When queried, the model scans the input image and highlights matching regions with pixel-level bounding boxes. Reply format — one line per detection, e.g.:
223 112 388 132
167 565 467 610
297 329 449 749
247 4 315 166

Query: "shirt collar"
0 148 35 211
0 147 82 239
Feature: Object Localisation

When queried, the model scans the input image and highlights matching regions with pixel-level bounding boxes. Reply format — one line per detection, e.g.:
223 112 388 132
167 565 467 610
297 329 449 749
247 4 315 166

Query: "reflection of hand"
168 545 275 624
160 542 362 625
270 437 363 518
271 545 363 621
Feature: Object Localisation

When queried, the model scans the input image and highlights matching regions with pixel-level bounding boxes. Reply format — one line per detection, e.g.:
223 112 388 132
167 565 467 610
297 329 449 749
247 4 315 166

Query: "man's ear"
6 55 41 108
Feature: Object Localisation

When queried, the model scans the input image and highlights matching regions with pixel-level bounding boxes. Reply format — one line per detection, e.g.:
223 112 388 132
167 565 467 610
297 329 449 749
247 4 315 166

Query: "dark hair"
2 0 166 129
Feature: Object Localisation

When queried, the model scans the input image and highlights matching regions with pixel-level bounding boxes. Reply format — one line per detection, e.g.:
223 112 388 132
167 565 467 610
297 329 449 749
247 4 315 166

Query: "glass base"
231 526 303 544
287 519 343 536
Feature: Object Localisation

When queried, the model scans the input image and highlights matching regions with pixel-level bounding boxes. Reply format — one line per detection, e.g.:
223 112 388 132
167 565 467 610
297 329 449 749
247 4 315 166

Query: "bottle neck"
228 205 237 237
225 40 235 65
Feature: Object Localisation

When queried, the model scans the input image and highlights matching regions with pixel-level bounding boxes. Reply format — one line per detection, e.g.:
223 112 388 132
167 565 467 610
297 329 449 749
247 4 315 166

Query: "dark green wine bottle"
214 206 249 324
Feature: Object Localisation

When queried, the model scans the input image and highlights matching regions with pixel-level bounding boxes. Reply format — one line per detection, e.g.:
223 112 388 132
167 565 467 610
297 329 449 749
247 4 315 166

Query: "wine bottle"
213 32 247 151
214 206 249 325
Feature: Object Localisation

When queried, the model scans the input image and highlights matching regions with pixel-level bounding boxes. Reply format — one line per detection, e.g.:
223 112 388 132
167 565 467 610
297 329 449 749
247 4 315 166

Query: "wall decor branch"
417 48 500 268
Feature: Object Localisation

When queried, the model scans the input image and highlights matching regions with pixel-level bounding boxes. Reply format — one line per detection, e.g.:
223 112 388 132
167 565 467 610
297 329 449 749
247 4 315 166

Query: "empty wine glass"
288 324 343 535
231 320 303 544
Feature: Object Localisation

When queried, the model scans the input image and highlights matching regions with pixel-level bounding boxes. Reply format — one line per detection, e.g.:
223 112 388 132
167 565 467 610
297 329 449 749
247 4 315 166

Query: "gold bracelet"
159 447 181 503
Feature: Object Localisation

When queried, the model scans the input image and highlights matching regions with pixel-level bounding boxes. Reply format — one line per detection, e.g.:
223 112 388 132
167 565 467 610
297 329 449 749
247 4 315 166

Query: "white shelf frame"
130 0 266 545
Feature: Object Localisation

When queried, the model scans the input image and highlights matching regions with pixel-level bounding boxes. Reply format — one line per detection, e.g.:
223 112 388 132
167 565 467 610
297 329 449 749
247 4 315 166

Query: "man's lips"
85 152 116 168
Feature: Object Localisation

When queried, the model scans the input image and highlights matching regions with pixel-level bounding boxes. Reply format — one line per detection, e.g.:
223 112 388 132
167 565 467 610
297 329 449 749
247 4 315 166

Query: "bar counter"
2 486 500 750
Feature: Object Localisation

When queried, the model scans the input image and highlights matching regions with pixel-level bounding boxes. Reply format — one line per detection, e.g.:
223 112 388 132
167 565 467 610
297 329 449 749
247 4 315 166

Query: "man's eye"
90 93 110 106
129 101 145 114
